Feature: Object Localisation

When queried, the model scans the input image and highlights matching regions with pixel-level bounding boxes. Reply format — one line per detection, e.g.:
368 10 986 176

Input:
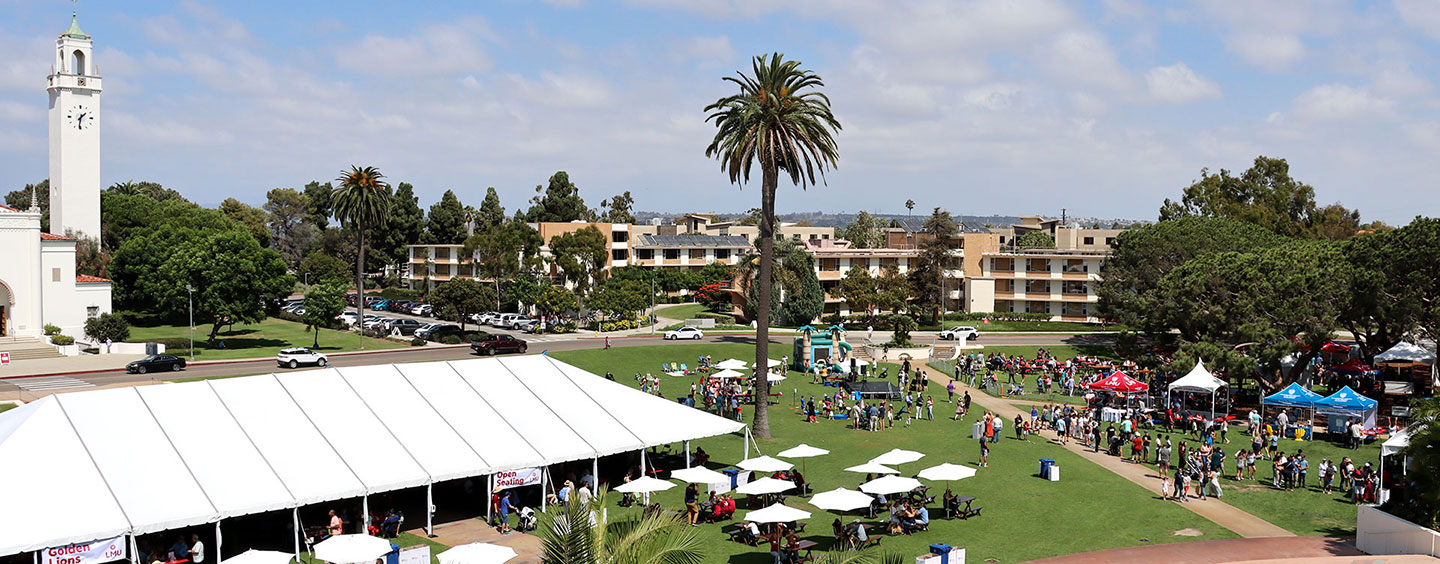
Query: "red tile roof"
0 203 18 212
76 274 112 283
40 232 77 241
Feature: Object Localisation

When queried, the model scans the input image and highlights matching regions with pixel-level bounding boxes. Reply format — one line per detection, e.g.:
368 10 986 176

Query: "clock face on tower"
65 104 96 131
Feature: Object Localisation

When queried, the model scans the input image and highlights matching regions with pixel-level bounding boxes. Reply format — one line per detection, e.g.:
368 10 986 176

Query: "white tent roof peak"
0 357 744 558
1169 360 1227 393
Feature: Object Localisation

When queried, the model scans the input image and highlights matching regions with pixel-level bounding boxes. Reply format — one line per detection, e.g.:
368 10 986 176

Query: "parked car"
362 317 391 330
337 311 359 326
388 318 424 336
492 313 519 328
509 316 535 330
416 323 462 340
126 354 186 374
472 334 528 356
276 348 328 369
410 303 432 316
387 300 413 313
664 326 705 340
517 319 541 333
364 296 383 306
937 326 980 341
370 299 391 311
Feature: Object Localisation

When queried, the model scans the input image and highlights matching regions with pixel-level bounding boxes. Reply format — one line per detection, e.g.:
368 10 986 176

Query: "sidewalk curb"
0 343 466 381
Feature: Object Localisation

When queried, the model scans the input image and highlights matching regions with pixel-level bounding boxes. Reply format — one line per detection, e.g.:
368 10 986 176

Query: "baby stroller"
516 507 537 532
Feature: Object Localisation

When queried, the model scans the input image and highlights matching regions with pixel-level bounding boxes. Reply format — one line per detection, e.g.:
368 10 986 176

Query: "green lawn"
923 321 1117 332
655 303 711 320
0 404 16 414
551 344 1235 563
127 317 405 360
1125 428 1380 537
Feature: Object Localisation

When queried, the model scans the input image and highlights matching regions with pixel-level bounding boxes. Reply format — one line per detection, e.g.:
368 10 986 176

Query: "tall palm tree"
539 488 704 564
706 53 840 438
331 166 391 348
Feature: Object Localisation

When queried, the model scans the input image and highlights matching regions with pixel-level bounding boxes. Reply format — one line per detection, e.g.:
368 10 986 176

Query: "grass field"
0 404 16 414
128 316 405 360
551 344 1236 563
655 303 712 320
922 321 1117 332
929 346 1115 407
1123 427 1380 537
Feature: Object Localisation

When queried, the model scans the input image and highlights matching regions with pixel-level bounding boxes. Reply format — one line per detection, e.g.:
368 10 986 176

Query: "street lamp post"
650 269 656 335
185 284 194 361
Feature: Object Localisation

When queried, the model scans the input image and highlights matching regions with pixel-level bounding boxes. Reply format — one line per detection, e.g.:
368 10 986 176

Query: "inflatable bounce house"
792 325 853 373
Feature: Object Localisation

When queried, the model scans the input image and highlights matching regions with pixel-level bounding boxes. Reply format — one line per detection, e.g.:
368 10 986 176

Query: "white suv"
277 348 329 369
664 326 705 340
938 326 980 341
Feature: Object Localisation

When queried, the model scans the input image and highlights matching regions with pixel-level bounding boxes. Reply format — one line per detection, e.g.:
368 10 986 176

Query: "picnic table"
947 495 982 520
786 540 819 563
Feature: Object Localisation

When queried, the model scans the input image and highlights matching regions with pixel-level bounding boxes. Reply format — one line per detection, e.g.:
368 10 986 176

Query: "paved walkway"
406 519 542 564
1020 536 1364 564
917 364 1295 539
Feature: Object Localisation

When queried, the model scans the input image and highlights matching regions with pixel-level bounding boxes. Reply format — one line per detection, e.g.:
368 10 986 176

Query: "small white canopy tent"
0 356 745 558
1167 360 1228 418
1380 427 1412 504
1374 342 1436 364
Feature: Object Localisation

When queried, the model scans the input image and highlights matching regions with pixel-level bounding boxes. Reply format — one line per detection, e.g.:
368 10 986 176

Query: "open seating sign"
43 536 126 564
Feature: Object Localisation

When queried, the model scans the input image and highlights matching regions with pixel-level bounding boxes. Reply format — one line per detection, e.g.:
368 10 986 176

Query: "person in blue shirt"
498 491 514 534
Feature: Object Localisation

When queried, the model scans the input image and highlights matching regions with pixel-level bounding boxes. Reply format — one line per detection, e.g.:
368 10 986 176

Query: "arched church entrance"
0 278 11 337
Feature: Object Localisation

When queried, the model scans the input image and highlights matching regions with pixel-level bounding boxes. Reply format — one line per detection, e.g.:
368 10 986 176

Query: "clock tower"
47 8 102 239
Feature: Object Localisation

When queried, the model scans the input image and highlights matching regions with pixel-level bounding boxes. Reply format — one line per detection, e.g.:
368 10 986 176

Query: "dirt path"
917 364 1295 539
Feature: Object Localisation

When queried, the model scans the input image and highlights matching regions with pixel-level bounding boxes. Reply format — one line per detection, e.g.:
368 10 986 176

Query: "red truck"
471 334 528 356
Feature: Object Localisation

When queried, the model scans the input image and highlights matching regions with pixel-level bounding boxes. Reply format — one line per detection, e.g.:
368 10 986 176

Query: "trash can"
1039 458 1055 477
722 468 740 489
929 544 952 555
972 421 984 439
1048 465 1060 482
145 342 159 355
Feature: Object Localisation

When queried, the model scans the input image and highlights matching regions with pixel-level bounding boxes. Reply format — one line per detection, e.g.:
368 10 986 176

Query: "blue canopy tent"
1314 385 1379 432
1260 383 1325 438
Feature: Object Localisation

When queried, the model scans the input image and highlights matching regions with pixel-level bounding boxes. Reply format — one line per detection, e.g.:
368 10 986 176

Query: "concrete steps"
0 337 64 361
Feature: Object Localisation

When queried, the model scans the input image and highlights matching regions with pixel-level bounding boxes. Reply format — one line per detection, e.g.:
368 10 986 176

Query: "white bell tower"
47 6 102 239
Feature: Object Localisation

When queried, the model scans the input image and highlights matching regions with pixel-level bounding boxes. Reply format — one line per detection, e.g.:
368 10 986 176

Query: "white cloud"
1288 84 1394 121
677 36 735 64
1042 31 1134 91
1225 33 1306 69
1145 62 1220 104
335 28 491 76
1395 0 1440 40
500 71 615 109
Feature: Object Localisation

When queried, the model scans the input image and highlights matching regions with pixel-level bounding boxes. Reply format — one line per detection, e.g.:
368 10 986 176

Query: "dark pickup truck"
471 334 528 356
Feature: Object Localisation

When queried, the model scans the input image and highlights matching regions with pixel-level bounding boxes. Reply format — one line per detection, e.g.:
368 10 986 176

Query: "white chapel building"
0 12 113 339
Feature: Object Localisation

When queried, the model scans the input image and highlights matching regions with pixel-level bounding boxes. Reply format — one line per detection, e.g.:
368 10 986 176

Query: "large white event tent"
0 355 745 559
1167 360 1228 418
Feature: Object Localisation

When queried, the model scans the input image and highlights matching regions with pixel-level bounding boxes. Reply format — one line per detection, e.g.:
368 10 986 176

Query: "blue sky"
2 0 1439 222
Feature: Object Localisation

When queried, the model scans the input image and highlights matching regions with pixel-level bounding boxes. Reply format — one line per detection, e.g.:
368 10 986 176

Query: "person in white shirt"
1277 409 1289 430
187 535 204 564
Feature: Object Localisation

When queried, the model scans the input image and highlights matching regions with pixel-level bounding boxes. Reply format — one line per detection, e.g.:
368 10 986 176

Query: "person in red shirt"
1131 435 1144 463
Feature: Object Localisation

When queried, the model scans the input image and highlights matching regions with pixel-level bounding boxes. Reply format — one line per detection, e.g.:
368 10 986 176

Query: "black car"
126 354 186 374
387 300 413 313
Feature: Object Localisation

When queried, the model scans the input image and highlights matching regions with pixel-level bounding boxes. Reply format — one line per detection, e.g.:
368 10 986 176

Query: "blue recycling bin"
1039 458 1055 478
722 468 740 489
383 544 401 564
929 543 952 555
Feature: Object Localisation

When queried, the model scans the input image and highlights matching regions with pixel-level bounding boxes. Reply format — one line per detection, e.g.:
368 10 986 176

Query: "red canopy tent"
1087 371 1149 393
1321 341 1351 353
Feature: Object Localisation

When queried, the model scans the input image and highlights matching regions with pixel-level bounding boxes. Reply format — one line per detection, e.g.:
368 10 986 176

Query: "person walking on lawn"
978 437 990 468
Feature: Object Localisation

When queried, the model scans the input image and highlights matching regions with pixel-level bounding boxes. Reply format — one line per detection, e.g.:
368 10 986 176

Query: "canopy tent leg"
128 535 138 564
362 495 370 535
1210 392 1216 420
541 467 548 511
486 475 493 524
684 440 691 468
292 508 301 562
640 449 649 505
743 427 752 459
426 482 434 537
216 520 223 564
592 458 599 492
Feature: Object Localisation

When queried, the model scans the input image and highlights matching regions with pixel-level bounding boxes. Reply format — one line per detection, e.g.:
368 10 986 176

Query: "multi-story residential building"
679 213 837 244
631 234 751 270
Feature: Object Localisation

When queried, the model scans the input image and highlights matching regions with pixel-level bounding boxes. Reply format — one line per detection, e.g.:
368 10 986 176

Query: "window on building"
664 249 680 260
1105 237 1116 246
1026 280 1049 294
612 231 628 243
612 249 628 261
821 258 840 271
1027 301 1050 314
822 234 830 240
1083 236 1094 245
689 249 705 260
792 234 801 241
52 268 60 282
87 306 99 319
716 249 730 260
638 249 654 260
853 258 869 270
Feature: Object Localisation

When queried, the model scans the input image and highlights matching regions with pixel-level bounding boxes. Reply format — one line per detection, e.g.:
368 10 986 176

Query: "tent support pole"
216 520 223 564
744 427 752 460
541 468 548 511
684 440 691 468
129 534 138 564
640 449 649 505
592 458 599 491
486 475 493 524
426 482 434 537
292 508 301 562
362 495 370 535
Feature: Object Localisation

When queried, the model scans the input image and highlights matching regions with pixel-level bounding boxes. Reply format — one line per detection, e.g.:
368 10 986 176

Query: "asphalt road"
0 331 1114 392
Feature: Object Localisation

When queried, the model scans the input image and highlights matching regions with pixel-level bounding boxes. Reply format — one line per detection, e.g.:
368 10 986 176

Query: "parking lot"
341 300 541 340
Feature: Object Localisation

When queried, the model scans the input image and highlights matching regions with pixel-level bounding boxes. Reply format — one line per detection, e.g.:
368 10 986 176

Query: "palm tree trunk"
356 225 366 350
753 163 777 439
